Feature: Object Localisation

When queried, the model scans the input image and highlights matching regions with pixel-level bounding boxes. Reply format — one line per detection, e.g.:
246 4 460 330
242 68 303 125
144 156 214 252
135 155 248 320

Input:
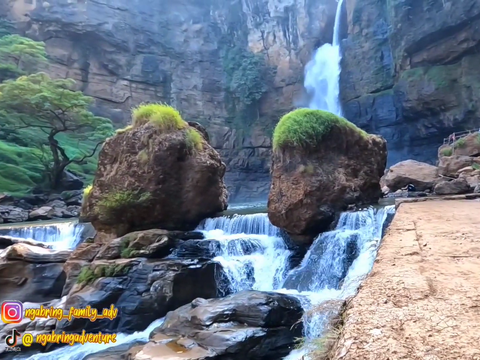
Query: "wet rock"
0 259 66 303
434 178 471 195
0 235 52 250
385 160 439 192
81 117 228 240
4 243 72 263
132 291 304 360
0 206 29 223
268 110 387 244
57 258 220 333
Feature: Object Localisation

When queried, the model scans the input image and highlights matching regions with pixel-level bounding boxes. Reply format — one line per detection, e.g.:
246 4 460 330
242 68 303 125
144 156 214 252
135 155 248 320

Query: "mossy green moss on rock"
268 109 387 244
272 109 367 151
80 104 228 241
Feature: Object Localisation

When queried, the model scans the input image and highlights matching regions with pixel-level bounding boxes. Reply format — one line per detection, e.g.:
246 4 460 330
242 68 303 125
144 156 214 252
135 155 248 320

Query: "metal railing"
443 129 480 145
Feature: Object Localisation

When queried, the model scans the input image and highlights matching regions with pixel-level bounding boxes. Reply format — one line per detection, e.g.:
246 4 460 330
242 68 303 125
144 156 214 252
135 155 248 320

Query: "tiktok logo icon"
5 329 20 347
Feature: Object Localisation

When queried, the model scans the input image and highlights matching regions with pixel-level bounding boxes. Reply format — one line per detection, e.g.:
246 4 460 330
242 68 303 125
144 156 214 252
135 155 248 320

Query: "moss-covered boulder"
267 109 386 244
81 104 228 241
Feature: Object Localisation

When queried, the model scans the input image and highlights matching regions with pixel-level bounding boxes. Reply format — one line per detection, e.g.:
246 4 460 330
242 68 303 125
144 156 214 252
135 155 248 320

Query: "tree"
0 72 114 189
0 34 47 81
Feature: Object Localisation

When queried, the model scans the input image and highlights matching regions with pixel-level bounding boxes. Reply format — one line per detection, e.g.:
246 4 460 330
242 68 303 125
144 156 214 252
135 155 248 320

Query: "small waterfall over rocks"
197 213 292 294
304 0 345 115
22 205 394 360
0 221 94 249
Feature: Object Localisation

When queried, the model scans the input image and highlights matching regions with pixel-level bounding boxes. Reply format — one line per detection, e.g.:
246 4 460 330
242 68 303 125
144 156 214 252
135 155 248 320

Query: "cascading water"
304 0 344 115
22 318 165 360
0 221 93 249
197 213 292 293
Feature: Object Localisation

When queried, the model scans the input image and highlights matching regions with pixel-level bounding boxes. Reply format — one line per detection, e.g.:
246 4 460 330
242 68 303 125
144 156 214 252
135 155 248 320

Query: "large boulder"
438 155 474 177
57 257 220 333
434 178 471 195
268 109 386 244
0 205 29 223
384 160 439 191
86 291 303 360
81 104 228 240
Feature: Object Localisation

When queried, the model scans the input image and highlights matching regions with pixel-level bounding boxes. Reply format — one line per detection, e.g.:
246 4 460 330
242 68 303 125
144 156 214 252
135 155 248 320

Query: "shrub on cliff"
272 109 367 151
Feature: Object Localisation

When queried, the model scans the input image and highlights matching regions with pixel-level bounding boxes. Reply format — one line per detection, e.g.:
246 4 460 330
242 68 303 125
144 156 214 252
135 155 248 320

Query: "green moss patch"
97 190 151 219
185 128 204 151
272 109 367 151
77 264 130 285
441 147 453 157
131 103 187 131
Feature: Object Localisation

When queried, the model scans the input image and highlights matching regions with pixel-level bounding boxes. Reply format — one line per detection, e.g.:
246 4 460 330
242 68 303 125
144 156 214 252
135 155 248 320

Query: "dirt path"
332 200 480 360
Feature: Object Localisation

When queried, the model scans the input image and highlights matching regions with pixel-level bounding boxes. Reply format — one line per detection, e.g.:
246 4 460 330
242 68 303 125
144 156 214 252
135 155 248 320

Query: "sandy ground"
332 200 480 360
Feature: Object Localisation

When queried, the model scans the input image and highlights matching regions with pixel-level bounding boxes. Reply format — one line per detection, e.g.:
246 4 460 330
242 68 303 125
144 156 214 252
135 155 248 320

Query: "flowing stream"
19 204 394 360
304 0 344 115
0 221 91 250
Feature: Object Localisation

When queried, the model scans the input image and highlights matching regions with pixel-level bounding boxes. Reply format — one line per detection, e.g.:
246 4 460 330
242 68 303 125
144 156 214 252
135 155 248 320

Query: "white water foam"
22 318 164 360
304 0 344 115
198 213 291 292
0 221 87 250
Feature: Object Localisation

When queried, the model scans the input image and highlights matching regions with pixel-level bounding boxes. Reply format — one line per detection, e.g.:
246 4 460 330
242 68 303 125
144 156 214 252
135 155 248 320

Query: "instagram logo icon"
1 301 23 323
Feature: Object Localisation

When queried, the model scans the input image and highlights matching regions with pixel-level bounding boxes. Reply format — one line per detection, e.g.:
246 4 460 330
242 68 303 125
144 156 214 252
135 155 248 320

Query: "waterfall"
24 205 394 360
197 213 291 293
0 221 93 250
304 0 344 115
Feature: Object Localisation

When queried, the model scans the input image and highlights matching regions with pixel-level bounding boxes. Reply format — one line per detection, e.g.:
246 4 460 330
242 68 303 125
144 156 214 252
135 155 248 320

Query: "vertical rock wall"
2 0 337 202
341 0 480 166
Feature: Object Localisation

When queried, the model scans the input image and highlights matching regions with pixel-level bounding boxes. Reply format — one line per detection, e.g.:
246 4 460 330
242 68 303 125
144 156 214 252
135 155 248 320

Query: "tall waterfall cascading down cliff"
304 0 344 115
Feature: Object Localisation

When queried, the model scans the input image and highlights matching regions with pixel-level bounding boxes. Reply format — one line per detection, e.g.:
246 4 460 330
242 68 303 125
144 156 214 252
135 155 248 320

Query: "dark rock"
59 170 84 191
0 206 29 223
57 258 220 333
131 291 304 360
187 121 210 143
0 260 66 303
434 178 471 195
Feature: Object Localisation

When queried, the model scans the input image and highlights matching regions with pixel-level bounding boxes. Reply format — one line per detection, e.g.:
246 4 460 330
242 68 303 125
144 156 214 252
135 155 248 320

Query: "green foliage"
98 190 151 218
131 103 187 131
455 137 466 148
0 19 15 38
272 109 367 151
222 46 270 105
0 72 113 190
0 64 24 82
77 267 96 285
472 163 480 171
77 264 130 284
0 35 47 75
185 128 203 151
441 147 453 157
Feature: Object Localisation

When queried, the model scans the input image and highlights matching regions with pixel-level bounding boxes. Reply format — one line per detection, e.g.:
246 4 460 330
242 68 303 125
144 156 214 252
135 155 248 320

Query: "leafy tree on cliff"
0 34 47 81
0 72 114 190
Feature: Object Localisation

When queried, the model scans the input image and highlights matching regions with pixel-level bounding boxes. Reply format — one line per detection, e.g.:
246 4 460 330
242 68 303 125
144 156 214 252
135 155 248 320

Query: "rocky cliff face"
2 0 337 202
341 0 480 166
